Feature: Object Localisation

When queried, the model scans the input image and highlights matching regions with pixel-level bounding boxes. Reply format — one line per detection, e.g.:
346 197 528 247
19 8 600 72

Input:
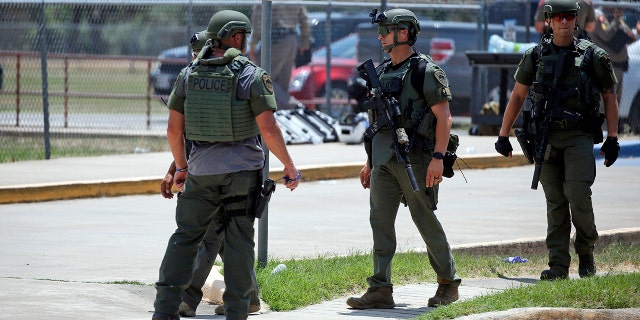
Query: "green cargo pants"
154 170 259 320
540 128 599 269
367 156 460 288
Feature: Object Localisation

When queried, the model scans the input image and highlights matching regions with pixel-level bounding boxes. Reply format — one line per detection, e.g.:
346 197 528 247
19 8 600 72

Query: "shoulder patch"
262 74 274 94
600 54 614 72
433 69 448 87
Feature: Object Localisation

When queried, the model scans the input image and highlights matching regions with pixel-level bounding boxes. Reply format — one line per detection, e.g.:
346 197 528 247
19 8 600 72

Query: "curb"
451 227 640 256
0 153 528 204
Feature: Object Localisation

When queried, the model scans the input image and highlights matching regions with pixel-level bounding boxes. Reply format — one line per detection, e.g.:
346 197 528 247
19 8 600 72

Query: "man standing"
495 0 619 280
346 8 461 309
249 3 311 109
159 29 261 318
589 4 636 103
535 0 596 39
152 10 301 320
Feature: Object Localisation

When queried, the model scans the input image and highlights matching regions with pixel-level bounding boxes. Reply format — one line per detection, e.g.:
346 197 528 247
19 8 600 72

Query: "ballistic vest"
532 39 600 115
375 54 443 145
184 48 259 142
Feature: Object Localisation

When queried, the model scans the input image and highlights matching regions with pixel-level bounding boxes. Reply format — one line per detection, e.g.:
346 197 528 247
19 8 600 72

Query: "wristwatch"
433 152 444 160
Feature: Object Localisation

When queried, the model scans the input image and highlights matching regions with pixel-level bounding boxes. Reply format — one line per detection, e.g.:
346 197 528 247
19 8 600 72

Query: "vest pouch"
443 151 457 178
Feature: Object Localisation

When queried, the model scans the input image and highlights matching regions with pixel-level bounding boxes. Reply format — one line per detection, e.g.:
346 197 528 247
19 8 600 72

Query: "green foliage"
249 243 640 314
420 273 640 320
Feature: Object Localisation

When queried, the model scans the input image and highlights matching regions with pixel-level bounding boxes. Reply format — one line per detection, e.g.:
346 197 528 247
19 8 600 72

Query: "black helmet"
544 0 580 17
189 30 207 50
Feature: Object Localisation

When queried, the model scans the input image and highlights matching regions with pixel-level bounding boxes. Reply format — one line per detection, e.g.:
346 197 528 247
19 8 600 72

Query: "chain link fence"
0 0 638 162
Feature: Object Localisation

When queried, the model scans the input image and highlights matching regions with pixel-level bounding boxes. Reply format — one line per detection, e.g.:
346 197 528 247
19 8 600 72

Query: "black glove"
600 136 620 167
495 136 513 157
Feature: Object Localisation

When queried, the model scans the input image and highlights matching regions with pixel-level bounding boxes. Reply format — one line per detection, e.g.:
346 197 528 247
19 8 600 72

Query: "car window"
312 33 358 59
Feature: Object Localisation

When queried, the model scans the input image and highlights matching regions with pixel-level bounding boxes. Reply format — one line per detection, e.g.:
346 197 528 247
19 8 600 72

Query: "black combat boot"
578 254 597 278
540 265 569 280
151 312 180 320
346 286 395 309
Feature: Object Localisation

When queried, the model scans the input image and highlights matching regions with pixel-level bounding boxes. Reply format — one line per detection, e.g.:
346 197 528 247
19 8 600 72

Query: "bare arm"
167 109 187 191
256 110 299 190
601 88 619 137
426 100 451 187
498 82 530 139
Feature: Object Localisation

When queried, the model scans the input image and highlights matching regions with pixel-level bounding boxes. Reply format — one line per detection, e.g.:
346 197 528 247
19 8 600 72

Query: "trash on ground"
503 256 528 263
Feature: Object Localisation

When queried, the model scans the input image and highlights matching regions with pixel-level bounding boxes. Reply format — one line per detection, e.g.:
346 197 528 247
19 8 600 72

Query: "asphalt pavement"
1 130 639 319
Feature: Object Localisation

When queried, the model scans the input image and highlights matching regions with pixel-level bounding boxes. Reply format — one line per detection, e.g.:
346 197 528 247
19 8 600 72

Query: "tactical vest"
532 39 600 116
374 54 436 140
184 49 259 142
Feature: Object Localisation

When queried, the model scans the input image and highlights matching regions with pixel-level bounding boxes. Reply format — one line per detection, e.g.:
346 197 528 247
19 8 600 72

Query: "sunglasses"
551 12 577 22
377 25 401 36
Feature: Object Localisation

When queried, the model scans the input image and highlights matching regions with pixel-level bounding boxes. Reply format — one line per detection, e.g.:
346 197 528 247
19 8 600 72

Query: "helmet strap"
383 29 410 53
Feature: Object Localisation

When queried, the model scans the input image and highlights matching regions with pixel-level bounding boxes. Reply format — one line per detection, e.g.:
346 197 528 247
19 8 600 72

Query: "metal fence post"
257 0 272 269
39 0 51 159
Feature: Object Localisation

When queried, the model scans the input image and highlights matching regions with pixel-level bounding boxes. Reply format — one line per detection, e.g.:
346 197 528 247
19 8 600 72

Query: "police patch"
262 74 274 94
434 69 448 87
600 55 614 71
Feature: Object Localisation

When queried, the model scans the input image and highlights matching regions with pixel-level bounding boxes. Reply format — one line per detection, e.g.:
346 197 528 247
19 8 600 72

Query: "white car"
620 40 640 133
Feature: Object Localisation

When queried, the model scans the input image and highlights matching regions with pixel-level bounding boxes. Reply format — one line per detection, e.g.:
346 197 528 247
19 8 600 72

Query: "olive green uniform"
367 53 460 288
514 39 616 269
154 47 276 320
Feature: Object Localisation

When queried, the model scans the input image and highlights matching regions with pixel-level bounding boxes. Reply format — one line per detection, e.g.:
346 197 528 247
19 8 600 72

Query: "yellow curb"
0 154 527 204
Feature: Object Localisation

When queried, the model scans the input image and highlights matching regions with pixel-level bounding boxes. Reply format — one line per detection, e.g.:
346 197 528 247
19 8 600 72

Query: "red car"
288 33 359 118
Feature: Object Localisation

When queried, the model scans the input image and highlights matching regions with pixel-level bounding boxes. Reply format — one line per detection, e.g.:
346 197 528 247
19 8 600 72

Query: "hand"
173 171 188 192
161 173 174 199
600 136 620 167
282 166 300 191
495 136 513 157
360 163 371 189
426 158 444 188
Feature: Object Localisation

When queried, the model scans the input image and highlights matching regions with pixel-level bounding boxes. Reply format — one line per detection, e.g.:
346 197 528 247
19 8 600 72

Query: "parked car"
619 39 640 133
149 46 190 95
288 33 359 118
306 11 371 51
357 20 539 116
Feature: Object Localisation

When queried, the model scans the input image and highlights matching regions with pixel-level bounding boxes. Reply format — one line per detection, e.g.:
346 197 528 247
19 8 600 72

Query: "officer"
534 0 596 39
346 8 461 309
152 10 300 320
589 3 637 103
159 29 261 318
495 0 619 281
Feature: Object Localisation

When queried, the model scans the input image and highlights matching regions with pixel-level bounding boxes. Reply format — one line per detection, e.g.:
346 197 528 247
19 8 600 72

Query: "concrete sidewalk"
1 131 639 319
0 131 531 204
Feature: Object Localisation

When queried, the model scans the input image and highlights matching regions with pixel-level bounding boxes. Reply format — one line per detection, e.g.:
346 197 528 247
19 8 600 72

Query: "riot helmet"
206 10 251 51
543 0 580 18
370 8 420 52
189 30 208 51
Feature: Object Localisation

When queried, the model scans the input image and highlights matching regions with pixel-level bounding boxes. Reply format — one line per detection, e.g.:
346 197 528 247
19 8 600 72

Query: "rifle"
358 59 420 192
530 50 569 190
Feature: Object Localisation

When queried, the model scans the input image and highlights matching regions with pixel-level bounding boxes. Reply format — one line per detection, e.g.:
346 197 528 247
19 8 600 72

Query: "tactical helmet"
189 30 207 50
206 10 252 40
375 8 421 34
543 0 580 17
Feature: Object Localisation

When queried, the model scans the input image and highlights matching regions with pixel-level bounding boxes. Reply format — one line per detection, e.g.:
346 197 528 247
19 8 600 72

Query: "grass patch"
420 273 640 319
0 134 169 162
252 243 640 314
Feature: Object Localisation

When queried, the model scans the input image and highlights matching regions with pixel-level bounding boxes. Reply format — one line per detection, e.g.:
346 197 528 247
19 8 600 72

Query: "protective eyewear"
378 25 400 36
551 12 577 22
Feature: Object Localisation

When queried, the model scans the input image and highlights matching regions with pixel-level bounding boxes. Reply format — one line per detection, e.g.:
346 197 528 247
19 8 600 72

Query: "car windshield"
312 33 357 59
